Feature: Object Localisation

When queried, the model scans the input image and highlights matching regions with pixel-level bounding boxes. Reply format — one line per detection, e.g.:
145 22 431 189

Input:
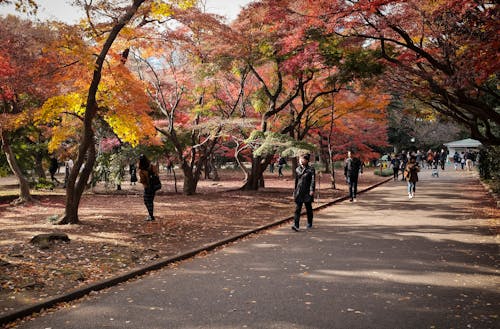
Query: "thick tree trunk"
1 130 33 204
241 155 270 190
182 165 198 195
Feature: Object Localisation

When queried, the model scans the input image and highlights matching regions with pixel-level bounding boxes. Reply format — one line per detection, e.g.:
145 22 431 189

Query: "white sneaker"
408 193 413 199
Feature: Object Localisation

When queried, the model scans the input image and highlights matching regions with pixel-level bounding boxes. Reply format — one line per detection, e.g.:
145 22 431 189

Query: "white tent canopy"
444 138 482 157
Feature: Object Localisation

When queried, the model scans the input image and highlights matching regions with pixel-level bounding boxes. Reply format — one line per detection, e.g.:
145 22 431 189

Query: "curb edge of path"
0 176 393 327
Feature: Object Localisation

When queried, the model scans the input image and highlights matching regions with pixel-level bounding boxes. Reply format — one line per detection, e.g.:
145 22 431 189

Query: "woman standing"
404 156 420 199
292 153 316 231
138 154 158 221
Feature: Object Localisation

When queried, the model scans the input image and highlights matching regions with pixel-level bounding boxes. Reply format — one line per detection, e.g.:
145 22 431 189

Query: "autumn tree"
38 0 196 224
298 0 499 145
0 15 61 204
130 7 253 195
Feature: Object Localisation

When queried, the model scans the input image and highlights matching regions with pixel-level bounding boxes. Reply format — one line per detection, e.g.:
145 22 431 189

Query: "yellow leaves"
151 2 174 18
36 93 86 124
150 0 197 20
104 113 155 147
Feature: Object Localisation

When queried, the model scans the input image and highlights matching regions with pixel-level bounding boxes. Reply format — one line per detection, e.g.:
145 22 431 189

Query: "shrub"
34 178 55 190
374 168 394 177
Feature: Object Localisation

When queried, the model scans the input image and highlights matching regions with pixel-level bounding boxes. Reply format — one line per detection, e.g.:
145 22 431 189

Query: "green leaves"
246 131 316 157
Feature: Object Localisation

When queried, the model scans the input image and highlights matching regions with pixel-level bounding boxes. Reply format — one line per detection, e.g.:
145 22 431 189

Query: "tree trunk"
211 157 220 181
241 155 271 190
172 167 178 193
1 130 33 204
291 157 298 178
182 168 197 195
58 0 146 224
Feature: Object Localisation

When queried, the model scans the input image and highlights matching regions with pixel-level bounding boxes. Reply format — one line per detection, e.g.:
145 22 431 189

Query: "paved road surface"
16 170 499 328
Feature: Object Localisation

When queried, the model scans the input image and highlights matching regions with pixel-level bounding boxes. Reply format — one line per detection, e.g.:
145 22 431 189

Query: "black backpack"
149 170 162 191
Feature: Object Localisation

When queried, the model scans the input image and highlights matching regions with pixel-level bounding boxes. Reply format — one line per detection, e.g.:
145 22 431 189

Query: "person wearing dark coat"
138 154 159 221
344 151 363 202
292 154 316 231
49 156 59 184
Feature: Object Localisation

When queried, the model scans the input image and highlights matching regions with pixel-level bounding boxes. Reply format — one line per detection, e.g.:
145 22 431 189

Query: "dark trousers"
294 201 313 228
348 177 358 200
393 168 399 180
143 188 156 219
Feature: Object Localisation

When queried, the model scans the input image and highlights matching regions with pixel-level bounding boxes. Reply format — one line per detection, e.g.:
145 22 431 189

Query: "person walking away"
439 149 447 170
460 152 466 170
166 158 173 174
129 163 137 185
391 155 400 181
466 152 474 171
400 154 408 181
269 157 275 173
49 156 60 184
278 156 286 177
426 149 434 169
292 154 316 231
344 151 362 202
138 154 159 221
453 151 460 170
404 156 420 199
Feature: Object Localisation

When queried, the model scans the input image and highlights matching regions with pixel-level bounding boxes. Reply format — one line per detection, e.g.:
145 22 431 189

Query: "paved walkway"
16 170 499 329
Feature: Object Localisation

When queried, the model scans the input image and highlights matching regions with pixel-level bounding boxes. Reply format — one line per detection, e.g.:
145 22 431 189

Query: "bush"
478 146 500 195
373 168 394 177
34 178 55 190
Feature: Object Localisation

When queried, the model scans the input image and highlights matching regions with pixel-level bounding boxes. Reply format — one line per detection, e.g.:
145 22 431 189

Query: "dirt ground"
0 168 387 316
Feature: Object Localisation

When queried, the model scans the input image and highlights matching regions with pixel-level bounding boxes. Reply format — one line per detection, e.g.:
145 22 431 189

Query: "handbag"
149 170 162 191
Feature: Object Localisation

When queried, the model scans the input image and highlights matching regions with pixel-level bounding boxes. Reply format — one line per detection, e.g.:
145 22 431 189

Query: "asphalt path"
15 169 499 329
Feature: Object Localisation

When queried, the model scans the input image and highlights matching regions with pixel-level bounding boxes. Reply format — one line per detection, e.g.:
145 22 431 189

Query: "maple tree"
295 0 499 145
131 7 252 195
38 0 196 224
0 15 61 204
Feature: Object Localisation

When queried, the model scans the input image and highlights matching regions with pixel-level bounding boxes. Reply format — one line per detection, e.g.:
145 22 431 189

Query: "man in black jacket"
344 151 362 202
292 153 316 231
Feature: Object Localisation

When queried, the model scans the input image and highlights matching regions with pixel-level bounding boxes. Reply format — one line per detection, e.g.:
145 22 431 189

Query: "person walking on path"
292 153 315 231
129 163 137 185
439 148 447 170
138 154 159 222
278 156 286 177
344 151 362 202
390 155 400 181
404 155 420 199
49 156 60 184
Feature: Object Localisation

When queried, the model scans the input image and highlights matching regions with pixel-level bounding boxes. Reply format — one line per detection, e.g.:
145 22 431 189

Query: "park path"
15 169 499 329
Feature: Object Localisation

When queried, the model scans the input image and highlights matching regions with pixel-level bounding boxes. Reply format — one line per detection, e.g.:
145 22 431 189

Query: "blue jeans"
407 182 416 194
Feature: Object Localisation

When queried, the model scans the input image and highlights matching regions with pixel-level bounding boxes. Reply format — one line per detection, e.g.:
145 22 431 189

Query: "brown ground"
0 168 386 316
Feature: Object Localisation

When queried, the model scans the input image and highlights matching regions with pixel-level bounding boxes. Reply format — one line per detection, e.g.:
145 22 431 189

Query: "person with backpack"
344 151 363 202
404 156 420 199
138 154 160 221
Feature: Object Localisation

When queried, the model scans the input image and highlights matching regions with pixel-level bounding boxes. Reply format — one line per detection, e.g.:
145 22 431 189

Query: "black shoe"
291 225 299 232
349 199 353 202
306 224 313 229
